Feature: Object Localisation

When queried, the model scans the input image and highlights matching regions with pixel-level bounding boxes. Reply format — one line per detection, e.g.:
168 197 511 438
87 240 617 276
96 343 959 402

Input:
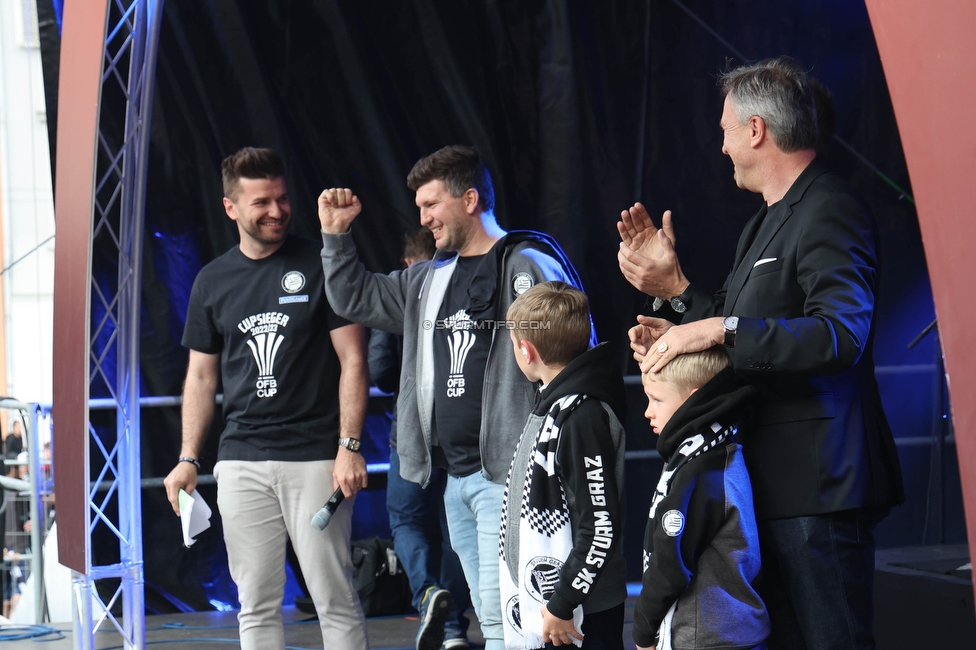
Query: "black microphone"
310 487 345 531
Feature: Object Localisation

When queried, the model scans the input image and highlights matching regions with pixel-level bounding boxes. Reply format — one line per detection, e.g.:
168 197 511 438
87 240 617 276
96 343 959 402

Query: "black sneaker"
294 595 317 616
416 586 454 650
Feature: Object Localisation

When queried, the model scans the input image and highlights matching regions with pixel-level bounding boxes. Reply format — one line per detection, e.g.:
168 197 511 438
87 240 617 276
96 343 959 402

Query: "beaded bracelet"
178 456 201 469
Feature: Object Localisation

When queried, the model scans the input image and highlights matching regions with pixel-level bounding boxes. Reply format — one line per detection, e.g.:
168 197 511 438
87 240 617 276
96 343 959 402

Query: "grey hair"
719 56 820 153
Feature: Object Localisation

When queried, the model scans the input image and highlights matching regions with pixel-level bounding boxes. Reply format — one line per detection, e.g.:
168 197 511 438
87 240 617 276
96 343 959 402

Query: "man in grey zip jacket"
317 146 592 650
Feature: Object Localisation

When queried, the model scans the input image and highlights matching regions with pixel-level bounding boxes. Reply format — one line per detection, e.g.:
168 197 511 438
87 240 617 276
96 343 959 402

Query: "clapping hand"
618 202 677 256
617 203 688 299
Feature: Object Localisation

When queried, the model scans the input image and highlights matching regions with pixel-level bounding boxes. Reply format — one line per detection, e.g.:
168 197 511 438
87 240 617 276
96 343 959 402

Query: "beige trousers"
215 459 368 650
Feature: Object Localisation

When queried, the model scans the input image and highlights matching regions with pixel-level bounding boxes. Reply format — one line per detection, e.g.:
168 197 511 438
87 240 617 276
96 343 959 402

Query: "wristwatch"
723 316 739 348
651 294 688 313
338 437 362 453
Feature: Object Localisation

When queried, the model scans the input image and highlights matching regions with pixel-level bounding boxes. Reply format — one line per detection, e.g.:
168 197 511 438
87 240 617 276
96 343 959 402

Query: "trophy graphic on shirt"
247 331 283 398
444 309 476 398
238 311 290 399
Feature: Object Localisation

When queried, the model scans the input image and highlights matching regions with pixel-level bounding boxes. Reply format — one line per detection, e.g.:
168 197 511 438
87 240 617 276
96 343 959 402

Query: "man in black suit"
618 57 903 649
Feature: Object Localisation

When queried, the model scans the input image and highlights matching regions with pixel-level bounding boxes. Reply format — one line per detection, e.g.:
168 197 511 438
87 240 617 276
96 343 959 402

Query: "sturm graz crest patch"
662 509 685 537
512 272 533 296
505 595 522 633
281 271 306 294
524 556 564 603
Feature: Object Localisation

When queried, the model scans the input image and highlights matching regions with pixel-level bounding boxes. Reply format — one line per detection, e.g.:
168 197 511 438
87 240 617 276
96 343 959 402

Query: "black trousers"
543 601 625 650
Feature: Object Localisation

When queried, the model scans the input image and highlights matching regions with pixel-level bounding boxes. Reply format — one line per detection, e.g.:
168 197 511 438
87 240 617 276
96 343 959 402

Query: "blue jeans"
444 471 506 650
387 448 471 637
758 507 888 650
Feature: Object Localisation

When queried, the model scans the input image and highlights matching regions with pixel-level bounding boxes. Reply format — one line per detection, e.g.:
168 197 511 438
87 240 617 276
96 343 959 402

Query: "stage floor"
4 547 974 649
0 599 643 649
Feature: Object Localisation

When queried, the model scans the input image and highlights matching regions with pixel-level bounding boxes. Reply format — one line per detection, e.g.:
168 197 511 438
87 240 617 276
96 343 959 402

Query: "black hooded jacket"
633 368 769 649
501 342 628 620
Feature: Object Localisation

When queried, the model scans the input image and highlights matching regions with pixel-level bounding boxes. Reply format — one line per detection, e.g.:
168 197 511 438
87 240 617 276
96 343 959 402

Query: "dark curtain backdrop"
141 0 925 371
45 0 951 612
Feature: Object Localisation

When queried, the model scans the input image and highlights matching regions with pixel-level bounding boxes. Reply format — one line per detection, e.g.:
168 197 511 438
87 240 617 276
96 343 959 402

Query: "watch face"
723 316 738 348
341 438 361 452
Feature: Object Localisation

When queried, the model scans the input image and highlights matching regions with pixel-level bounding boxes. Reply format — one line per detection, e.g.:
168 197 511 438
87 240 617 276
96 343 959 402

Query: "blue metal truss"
72 1 164 648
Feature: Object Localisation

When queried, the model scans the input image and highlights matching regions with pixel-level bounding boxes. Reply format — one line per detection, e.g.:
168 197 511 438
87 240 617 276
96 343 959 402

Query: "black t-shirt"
432 254 491 477
748 199 785 253
182 235 350 462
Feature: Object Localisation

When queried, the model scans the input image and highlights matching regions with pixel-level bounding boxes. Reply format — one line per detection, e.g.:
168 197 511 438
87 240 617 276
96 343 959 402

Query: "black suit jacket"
667 159 904 519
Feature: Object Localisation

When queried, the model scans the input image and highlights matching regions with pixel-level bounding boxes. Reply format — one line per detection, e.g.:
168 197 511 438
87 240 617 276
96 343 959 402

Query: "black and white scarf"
499 393 586 649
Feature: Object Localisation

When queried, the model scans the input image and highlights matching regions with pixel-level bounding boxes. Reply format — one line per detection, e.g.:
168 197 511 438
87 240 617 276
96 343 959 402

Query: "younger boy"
635 347 769 650
499 281 627 649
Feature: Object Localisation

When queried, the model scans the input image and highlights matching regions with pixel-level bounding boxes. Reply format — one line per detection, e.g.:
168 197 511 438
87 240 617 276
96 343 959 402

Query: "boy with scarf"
634 347 769 650
500 282 627 649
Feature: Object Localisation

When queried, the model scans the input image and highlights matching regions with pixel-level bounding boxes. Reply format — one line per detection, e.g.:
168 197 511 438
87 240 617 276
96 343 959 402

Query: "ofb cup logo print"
238 311 291 398
444 309 476 398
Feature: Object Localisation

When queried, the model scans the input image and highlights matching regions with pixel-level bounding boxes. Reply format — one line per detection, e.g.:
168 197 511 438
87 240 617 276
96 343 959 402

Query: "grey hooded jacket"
320 229 591 486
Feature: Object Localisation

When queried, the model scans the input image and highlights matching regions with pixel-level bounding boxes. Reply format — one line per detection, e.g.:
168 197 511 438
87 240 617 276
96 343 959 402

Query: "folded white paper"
178 488 212 547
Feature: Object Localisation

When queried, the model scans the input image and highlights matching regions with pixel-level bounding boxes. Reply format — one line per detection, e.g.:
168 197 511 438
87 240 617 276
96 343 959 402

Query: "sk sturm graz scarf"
499 394 586 649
